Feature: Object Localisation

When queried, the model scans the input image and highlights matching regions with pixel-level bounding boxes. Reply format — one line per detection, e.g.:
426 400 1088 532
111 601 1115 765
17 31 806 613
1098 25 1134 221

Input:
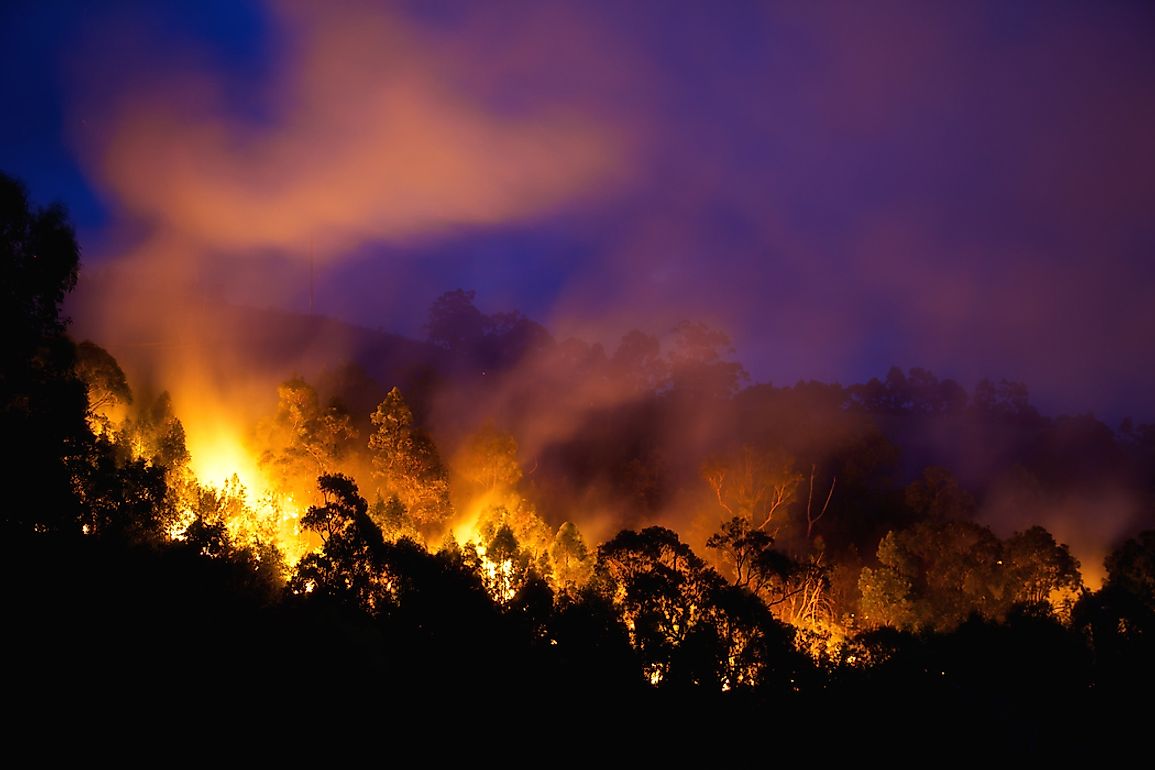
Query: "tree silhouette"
425 288 488 352
0 172 90 534
288 474 390 613
595 526 732 687
74 339 132 431
666 320 748 400
1002 525 1083 614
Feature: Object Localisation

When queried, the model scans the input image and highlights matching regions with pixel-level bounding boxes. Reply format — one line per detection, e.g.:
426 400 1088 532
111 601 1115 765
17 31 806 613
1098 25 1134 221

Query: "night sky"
4 0 1154 423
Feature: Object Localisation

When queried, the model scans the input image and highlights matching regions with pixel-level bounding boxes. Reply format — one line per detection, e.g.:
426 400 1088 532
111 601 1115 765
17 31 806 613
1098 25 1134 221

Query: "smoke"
64 0 638 484
79 1 627 259
53 0 1155 559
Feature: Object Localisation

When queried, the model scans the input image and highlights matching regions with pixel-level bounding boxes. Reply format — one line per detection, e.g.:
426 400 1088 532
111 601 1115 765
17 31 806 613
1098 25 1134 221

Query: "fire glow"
48 0 1153 681
177 401 311 565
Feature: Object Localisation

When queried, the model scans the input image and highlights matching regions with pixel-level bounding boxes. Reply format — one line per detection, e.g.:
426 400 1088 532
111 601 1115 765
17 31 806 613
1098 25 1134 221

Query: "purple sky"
4 0 1154 423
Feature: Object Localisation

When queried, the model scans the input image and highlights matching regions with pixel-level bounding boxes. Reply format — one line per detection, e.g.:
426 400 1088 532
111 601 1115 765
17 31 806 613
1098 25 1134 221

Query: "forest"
5 169 1154 759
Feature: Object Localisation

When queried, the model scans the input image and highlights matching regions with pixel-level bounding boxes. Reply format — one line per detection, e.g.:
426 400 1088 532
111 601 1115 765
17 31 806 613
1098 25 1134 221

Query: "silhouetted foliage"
75 339 131 426
1 172 90 533
288 473 390 613
666 320 749 400
424 288 554 370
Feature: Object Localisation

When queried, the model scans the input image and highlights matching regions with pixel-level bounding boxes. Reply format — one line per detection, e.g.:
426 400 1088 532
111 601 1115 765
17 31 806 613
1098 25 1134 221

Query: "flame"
186 417 263 492
183 407 314 567
445 490 507 550
448 506 484 551
445 492 527 602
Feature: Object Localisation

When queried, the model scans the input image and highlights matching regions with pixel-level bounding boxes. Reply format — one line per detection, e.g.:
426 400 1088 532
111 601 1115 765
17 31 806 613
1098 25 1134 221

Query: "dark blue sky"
4 0 1155 423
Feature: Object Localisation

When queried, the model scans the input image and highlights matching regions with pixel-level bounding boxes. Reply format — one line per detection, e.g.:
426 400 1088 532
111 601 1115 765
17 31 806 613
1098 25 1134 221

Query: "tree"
705 515 835 648
315 361 383 430
610 330 667 394
904 466 975 523
478 522 534 603
550 521 594 594
425 288 488 352
288 474 390 613
1072 531 1155 695
188 474 271 552
368 387 415 470
464 499 555 604
1 172 79 349
424 288 553 369
594 527 718 686
856 558 916 630
694 579 799 693
595 526 802 692
454 421 523 498
1002 525 1083 615
705 516 788 593
666 320 748 400
486 309 553 366
258 377 356 499
1103 530 1155 610
701 445 801 533
369 493 422 543
971 377 1039 422
475 499 553 562
74 340 132 431
848 366 911 414
367 387 452 535
906 367 967 415
0 172 90 533
858 520 1003 632
72 436 173 542
121 391 191 470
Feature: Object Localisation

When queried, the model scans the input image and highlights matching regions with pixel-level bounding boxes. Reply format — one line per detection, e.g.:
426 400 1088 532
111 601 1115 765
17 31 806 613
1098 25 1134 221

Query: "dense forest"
5 170 1155 758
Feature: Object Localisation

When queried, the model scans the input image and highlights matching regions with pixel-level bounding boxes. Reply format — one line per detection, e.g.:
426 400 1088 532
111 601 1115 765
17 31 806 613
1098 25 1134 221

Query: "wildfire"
183 412 314 567
447 496 519 602
185 418 263 493
447 506 484 552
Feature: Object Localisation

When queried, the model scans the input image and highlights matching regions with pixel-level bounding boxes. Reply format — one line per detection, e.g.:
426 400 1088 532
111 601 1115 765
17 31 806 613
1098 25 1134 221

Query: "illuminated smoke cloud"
82 1 625 260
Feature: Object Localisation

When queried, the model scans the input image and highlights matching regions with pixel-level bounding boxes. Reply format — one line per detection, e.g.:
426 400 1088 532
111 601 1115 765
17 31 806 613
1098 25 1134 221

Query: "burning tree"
701 445 801 534
368 386 452 536
701 445 841 657
453 421 523 498
551 521 594 594
258 377 357 502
